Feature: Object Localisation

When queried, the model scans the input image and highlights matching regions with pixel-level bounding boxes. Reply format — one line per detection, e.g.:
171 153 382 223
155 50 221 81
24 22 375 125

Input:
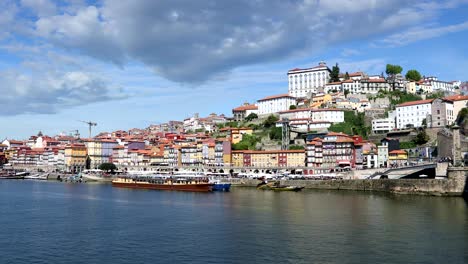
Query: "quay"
228 167 468 197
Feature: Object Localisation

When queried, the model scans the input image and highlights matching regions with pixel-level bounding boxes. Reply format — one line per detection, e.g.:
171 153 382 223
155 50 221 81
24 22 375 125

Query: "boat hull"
0 176 25 179
212 183 231 192
112 181 214 192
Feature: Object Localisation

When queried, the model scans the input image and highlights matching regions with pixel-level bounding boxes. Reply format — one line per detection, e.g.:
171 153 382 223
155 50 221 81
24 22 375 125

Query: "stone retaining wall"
230 168 468 196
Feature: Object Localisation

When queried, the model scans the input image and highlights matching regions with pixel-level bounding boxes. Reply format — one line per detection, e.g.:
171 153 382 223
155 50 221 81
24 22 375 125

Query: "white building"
257 94 296 116
341 79 361 94
396 99 433 129
288 62 331 98
324 82 342 93
360 78 390 94
311 109 344 123
423 76 454 93
372 118 396 134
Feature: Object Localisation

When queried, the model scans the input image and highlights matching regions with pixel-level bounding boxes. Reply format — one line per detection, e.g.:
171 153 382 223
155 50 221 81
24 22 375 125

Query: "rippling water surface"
0 180 467 264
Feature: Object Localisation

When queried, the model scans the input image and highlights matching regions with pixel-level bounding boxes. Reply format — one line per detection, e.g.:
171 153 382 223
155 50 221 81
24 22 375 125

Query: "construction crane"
69 130 80 139
79 120 97 139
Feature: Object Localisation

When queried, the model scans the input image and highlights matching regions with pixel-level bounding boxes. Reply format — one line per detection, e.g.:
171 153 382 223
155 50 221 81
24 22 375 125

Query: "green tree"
405 69 422 81
345 72 350 80
344 89 350 98
232 134 260 150
330 63 340 82
456 107 468 125
98 163 117 172
269 127 282 140
386 64 403 91
413 130 429 145
245 113 258 122
85 156 91 170
386 64 403 76
289 105 297 110
289 145 305 150
263 115 279 128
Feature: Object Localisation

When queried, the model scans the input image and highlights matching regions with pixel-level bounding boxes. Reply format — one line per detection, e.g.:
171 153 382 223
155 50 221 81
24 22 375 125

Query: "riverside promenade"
229 167 468 197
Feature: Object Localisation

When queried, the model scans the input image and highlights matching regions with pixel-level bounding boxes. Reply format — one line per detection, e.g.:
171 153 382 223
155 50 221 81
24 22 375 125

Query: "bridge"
363 163 438 179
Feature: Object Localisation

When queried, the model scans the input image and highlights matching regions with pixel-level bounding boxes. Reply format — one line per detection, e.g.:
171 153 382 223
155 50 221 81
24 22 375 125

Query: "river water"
0 180 467 264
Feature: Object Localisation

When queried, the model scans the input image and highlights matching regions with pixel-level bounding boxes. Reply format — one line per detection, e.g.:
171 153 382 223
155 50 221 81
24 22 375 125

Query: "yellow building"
234 149 305 167
84 140 102 168
231 151 244 167
65 143 87 172
223 153 231 166
220 127 254 144
405 81 417 94
388 150 408 166
310 93 332 108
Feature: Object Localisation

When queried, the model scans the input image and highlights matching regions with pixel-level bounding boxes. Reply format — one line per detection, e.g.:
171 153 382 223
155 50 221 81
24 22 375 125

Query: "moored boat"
256 180 304 192
112 173 214 192
81 169 114 182
206 173 231 192
24 173 49 180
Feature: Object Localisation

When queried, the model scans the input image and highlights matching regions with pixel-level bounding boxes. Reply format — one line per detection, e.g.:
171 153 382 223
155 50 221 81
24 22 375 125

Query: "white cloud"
377 21 468 47
341 48 360 57
0 69 126 115
21 0 57 17
32 0 459 83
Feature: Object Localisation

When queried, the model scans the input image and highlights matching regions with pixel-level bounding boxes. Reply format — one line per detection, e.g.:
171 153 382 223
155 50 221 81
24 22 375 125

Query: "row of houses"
371 94 468 132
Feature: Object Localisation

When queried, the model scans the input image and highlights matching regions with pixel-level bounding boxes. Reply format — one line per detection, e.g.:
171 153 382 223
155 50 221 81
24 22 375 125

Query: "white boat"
81 169 113 182
24 173 49 180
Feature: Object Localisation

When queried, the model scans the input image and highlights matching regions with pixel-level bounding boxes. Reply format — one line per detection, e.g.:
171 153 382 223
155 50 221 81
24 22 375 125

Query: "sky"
1 0 468 139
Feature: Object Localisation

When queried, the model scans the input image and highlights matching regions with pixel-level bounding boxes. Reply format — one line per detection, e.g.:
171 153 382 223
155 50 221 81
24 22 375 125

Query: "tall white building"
288 62 331 98
257 94 296 116
396 99 433 129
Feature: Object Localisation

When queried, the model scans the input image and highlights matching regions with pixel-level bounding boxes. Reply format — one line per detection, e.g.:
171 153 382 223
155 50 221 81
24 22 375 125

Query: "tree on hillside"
98 163 117 173
289 105 297 110
269 127 282 141
245 113 258 122
386 64 403 76
263 115 279 128
405 69 422 81
330 63 340 82
344 89 350 98
413 130 429 145
345 72 350 80
386 64 403 91
456 107 468 125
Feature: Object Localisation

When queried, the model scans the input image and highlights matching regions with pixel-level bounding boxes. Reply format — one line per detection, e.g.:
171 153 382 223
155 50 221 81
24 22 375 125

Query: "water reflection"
0 181 467 264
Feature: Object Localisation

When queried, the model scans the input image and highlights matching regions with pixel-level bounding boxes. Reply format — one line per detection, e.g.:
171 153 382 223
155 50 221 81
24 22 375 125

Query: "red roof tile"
258 93 295 101
396 99 434 107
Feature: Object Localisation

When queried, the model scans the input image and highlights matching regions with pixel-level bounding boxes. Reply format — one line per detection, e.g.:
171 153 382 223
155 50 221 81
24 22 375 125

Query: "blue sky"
1 0 468 139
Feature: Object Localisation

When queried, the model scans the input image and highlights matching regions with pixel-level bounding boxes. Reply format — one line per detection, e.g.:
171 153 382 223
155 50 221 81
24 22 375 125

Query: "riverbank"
229 167 468 196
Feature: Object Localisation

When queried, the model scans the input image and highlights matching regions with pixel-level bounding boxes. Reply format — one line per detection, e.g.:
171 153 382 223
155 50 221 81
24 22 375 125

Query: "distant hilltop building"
287 61 331 98
232 103 258 121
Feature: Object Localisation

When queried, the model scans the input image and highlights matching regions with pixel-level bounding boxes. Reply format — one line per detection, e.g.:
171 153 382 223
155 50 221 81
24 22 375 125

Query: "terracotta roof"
389 150 407 155
326 81 342 85
311 108 343 112
233 104 258 111
257 94 294 101
288 64 329 73
362 78 386 83
278 108 311 114
443 95 468 102
336 138 355 143
396 99 434 107
348 72 364 77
